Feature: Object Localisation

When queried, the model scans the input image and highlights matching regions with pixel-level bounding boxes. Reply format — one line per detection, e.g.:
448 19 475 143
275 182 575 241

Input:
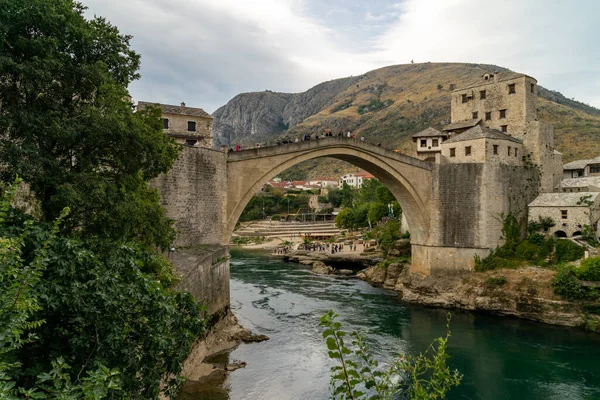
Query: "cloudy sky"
81 0 600 113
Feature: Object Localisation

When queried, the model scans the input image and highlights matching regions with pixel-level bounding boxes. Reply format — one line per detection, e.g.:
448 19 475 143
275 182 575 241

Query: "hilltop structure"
137 101 213 148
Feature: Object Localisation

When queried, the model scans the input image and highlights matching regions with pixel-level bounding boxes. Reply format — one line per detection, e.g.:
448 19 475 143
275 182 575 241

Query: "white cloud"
80 0 600 111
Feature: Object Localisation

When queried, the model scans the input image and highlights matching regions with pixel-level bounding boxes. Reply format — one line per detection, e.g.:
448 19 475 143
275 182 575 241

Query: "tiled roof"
137 101 212 119
411 127 447 138
312 177 337 181
354 170 375 178
560 176 600 188
443 125 522 144
292 181 306 186
563 156 600 170
528 192 599 207
442 119 481 131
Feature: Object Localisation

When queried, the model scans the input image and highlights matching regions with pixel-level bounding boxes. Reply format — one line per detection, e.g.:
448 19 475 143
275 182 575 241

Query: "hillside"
213 62 600 179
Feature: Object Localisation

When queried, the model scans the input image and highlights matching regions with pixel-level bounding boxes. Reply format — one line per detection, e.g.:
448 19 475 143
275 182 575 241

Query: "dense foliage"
334 180 400 230
474 213 584 271
0 0 179 249
0 2 207 398
320 310 462 399
0 181 205 398
239 187 311 221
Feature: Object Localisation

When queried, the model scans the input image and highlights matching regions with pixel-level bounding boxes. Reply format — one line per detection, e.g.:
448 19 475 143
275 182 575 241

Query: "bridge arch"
226 138 433 245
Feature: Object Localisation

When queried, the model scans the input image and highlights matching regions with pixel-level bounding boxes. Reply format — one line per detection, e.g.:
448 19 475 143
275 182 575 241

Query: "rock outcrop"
312 261 334 275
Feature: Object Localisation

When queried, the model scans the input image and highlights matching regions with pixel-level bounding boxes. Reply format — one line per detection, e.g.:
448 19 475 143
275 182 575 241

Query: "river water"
182 249 600 400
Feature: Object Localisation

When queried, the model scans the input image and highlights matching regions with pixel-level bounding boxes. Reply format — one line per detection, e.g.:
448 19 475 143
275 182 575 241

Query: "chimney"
180 101 186 108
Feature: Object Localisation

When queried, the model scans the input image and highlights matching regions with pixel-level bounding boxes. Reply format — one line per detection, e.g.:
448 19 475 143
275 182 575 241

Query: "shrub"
485 276 508 288
552 265 599 300
576 257 600 281
555 239 585 263
515 241 540 261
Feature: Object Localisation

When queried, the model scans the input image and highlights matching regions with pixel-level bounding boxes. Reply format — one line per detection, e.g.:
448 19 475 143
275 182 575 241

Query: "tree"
378 219 401 257
376 185 395 205
340 182 355 208
368 203 387 226
335 208 355 230
328 188 343 208
0 180 205 398
0 0 179 249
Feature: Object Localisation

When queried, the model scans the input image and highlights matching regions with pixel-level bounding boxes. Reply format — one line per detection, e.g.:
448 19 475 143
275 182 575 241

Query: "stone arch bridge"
152 137 538 279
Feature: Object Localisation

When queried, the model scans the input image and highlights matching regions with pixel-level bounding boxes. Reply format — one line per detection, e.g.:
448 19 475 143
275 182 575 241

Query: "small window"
465 146 472 156
480 90 486 99
514 148 518 157
461 94 468 103
163 118 169 129
450 148 456 157
501 125 508 133
590 164 600 174
508 83 516 94
420 139 427 147
185 139 197 146
499 109 506 119
187 121 196 132
508 146 512 156
472 111 478 119
485 111 492 121
493 145 498 155
432 138 439 147
561 210 568 219
530 83 535 94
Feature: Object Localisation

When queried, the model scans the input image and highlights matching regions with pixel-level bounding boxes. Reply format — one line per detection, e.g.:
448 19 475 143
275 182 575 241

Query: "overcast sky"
81 0 600 113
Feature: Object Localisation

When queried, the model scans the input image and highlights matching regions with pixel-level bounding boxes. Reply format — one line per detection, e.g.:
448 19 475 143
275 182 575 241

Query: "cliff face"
212 76 358 148
212 62 600 163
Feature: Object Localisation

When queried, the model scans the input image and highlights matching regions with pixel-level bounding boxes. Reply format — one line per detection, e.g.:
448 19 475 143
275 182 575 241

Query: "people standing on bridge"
361 136 365 142
235 144 240 151
295 138 299 143
347 131 351 138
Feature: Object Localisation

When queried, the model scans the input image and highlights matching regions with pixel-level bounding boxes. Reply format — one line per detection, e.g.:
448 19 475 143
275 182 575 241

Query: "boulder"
337 269 354 275
361 265 387 284
312 261 334 275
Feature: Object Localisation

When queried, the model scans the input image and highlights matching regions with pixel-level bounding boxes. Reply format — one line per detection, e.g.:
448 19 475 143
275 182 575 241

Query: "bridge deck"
225 136 433 170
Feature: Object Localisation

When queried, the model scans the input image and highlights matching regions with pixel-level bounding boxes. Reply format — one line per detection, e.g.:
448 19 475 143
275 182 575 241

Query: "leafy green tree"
378 219 401 257
376 185 395 205
340 182 355 208
0 0 179 249
335 208 356 230
368 203 387 225
328 188 343 208
357 179 382 204
0 182 205 398
320 310 462 400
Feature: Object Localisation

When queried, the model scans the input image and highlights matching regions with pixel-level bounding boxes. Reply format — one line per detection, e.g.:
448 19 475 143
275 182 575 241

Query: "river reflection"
181 249 600 400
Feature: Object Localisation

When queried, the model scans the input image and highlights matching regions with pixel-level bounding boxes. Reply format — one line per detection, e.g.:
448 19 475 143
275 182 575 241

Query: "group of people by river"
300 242 360 254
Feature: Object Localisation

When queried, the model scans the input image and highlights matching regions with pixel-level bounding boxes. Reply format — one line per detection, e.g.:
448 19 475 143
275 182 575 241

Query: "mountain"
212 62 600 178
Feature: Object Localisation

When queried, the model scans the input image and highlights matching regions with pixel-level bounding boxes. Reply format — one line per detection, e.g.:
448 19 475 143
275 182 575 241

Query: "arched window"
554 230 567 238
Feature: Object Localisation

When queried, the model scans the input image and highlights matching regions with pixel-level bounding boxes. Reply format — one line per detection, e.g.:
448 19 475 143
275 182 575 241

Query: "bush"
515 241 540 261
555 239 585 263
552 265 599 300
485 276 508 288
576 257 600 281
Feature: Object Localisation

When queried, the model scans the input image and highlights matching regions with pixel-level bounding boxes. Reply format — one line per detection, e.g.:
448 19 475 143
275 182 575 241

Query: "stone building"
440 125 523 165
563 156 600 179
411 127 448 161
558 176 600 193
137 101 213 148
442 71 562 192
528 192 600 238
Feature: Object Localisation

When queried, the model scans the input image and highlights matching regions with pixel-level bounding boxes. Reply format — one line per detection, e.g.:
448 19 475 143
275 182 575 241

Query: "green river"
182 249 600 399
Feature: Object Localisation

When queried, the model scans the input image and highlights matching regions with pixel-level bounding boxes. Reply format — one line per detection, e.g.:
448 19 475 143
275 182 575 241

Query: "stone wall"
441 138 523 165
163 112 213 142
151 146 227 247
168 245 230 314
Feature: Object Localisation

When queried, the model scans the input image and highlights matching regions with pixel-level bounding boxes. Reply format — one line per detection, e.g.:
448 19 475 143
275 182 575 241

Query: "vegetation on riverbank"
320 310 461 399
0 1 205 397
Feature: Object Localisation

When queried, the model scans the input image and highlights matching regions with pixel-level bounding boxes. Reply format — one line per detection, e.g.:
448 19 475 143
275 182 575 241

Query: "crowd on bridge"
228 128 403 153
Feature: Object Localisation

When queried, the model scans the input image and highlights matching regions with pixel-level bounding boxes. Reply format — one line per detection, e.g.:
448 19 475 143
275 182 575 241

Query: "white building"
308 177 339 188
339 170 375 188
411 127 448 161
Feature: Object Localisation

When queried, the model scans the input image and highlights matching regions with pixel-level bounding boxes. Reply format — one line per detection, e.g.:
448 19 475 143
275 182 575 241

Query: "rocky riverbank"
358 262 600 330
177 311 268 398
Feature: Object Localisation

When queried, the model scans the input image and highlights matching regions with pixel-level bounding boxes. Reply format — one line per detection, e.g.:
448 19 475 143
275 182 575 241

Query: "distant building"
528 192 600 238
440 125 523 165
137 101 213 148
339 170 375 188
558 176 600 193
308 177 339 188
444 71 562 192
562 156 600 179
412 127 448 161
